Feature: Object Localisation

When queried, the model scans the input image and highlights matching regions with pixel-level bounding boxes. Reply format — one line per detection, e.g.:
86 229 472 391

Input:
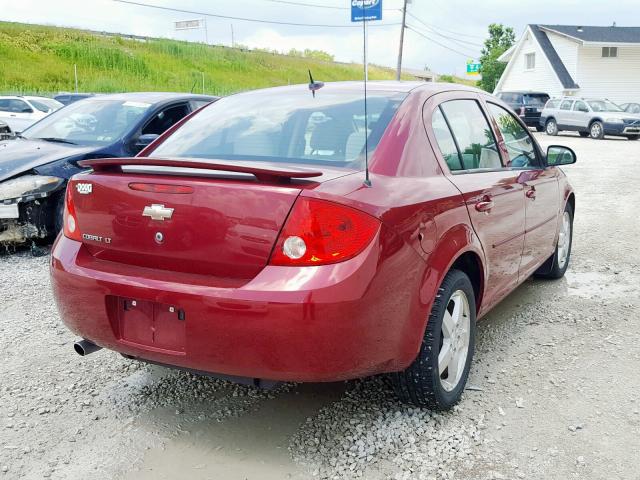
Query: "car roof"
82 92 217 103
224 80 484 97
500 91 549 95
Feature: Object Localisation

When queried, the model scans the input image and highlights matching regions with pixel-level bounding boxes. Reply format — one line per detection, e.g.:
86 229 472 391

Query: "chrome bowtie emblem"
142 204 174 221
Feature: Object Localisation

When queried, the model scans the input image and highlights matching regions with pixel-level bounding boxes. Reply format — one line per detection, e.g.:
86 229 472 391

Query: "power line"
404 11 485 41
263 0 401 11
113 0 401 28
406 12 484 48
406 25 478 58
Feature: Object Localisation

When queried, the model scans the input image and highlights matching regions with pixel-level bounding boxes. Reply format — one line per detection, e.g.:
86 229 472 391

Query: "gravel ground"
1 132 639 480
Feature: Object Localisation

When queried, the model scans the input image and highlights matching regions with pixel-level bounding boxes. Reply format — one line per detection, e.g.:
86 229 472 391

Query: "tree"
477 23 515 93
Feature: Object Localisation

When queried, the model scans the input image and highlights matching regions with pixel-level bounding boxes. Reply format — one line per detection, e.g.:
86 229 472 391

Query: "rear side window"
142 104 190 135
560 100 573 111
546 100 560 109
436 100 502 171
431 109 462 171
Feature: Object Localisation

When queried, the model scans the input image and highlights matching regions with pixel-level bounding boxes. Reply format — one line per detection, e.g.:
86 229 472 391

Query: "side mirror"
134 133 160 152
546 145 576 166
21 107 34 113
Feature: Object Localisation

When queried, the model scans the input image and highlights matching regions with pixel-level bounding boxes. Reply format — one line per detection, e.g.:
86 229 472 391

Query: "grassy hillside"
0 22 405 96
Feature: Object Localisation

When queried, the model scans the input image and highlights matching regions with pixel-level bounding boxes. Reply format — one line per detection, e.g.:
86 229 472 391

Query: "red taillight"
63 183 82 242
269 197 380 266
520 107 526 116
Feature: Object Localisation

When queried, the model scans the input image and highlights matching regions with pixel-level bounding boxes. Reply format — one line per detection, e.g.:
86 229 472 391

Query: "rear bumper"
50 233 428 382
520 114 541 127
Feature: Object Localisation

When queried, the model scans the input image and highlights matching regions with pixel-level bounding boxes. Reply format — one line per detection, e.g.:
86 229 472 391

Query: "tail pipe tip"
74 339 102 356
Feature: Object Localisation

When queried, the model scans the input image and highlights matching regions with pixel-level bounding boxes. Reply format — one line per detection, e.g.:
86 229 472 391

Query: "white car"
0 96 63 133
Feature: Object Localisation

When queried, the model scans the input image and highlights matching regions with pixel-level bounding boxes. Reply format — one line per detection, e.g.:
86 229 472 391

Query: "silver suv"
540 97 640 140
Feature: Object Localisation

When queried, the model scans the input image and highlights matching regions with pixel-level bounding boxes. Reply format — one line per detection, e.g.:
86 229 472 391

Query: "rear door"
557 99 575 129
485 102 559 277
427 93 526 309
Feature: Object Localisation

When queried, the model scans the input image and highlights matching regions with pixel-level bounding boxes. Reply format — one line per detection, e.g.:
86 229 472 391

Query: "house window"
602 47 618 58
525 53 535 70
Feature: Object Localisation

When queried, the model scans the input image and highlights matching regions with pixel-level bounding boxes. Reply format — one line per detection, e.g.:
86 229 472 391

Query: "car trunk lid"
70 157 340 279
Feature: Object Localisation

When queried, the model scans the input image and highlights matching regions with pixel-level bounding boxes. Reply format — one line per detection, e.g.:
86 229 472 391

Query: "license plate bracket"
117 298 186 353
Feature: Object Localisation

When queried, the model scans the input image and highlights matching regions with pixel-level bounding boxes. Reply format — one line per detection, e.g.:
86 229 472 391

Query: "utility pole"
396 0 408 81
230 23 235 47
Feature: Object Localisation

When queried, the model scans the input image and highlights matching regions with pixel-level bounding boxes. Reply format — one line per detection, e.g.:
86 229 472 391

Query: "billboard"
351 0 382 22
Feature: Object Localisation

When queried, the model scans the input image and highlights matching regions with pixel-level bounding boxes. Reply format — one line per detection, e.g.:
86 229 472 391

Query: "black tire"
589 121 605 139
53 187 67 237
535 125 544 132
626 135 639 141
545 118 558 136
391 269 476 410
535 202 573 279
578 131 590 138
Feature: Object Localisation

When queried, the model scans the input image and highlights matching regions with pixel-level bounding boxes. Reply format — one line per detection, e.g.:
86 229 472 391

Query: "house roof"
529 25 580 90
539 25 640 44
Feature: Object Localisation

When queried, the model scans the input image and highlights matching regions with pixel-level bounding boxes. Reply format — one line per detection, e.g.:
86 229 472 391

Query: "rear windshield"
151 87 407 168
523 94 549 106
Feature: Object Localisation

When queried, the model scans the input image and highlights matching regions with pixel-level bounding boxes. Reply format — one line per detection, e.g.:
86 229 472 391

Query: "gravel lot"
1 132 639 480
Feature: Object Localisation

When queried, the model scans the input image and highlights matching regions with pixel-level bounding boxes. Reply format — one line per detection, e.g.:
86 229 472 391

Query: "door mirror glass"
547 145 576 166
134 133 160 152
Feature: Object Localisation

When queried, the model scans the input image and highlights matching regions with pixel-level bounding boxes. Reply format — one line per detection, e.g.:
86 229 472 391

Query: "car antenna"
308 70 324 98
361 11 371 187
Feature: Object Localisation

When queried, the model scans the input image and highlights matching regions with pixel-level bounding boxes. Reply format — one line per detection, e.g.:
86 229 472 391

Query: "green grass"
0 21 409 96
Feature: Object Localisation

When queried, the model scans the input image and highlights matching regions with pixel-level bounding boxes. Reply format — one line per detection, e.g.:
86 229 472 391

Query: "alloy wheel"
557 211 571 269
439 290 471 392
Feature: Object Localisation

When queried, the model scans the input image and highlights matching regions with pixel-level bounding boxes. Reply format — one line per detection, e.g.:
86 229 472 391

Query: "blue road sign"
351 0 382 22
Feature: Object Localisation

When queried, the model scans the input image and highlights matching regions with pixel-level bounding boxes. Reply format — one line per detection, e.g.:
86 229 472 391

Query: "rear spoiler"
78 158 323 183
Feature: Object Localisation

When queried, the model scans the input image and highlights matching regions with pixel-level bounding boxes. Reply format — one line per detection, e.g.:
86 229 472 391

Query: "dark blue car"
0 92 217 245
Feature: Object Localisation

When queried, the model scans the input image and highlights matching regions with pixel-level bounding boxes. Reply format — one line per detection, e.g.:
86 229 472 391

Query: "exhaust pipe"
74 339 102 356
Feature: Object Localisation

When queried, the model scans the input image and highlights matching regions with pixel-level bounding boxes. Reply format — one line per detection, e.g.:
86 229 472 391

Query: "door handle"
475 197 494 212
525 186 536 199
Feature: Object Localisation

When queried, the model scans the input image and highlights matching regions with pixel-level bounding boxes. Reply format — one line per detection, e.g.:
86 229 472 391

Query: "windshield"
27 98 63 113
23 98 151 146
524 94 549 107
151 87 407 168
587 100 623 113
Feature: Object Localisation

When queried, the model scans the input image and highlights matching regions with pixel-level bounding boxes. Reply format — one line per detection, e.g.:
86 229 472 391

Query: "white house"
494 24 640 103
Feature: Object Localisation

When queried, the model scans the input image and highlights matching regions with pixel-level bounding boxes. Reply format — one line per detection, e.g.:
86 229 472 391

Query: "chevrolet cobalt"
51 82 576 409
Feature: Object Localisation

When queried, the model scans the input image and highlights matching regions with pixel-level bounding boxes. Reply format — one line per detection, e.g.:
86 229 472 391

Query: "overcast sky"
1 0 639 75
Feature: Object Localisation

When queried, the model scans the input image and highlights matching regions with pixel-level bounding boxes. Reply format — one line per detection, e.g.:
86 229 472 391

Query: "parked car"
0 92 217 245
620 102 640 114
54 93 95 106
51 82 576 410
495 91 550 131
0 120 12 141
0 96 63 132
541 97 640 140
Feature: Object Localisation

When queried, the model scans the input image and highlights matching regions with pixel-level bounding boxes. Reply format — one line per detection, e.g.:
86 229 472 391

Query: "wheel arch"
449 251 484 313
418 223 487 316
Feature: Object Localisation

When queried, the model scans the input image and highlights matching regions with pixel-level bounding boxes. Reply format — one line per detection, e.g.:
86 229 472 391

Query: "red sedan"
50 82 576 410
